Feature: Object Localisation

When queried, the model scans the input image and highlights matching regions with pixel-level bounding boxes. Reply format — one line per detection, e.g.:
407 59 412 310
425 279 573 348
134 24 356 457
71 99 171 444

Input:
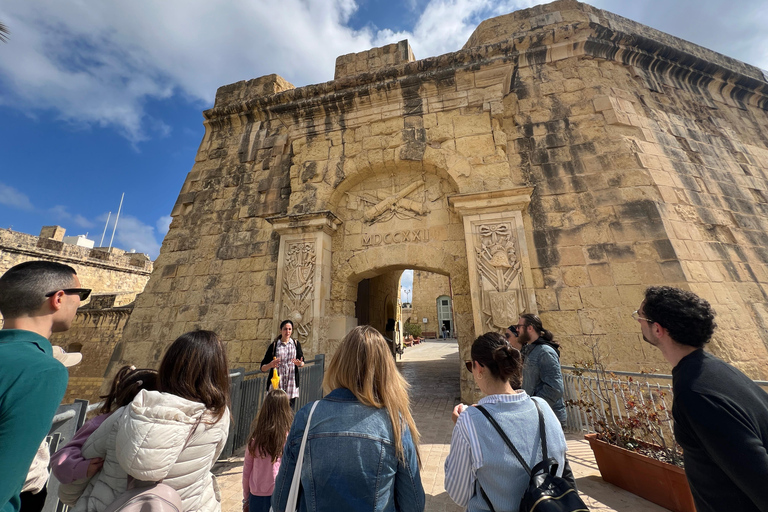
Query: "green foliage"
403 322 421 338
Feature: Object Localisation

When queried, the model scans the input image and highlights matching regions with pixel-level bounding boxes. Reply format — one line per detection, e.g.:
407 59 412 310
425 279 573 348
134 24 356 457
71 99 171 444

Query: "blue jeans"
249 494 271 512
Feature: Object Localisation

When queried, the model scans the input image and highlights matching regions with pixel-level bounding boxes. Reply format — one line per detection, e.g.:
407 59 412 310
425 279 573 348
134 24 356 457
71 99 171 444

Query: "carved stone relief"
474 222 528 331
282 240 316 339
346 177 428 224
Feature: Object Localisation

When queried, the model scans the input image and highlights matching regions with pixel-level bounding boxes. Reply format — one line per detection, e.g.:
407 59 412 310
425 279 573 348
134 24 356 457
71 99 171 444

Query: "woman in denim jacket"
272 325 425 512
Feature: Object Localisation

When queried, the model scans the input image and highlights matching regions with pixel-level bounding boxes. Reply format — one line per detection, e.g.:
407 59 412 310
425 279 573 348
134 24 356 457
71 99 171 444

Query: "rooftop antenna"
108 193 124 250
99 212 112 247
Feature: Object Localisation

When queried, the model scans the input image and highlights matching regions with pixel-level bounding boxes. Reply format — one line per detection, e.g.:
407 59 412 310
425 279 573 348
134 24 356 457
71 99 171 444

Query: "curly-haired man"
637 286 768 512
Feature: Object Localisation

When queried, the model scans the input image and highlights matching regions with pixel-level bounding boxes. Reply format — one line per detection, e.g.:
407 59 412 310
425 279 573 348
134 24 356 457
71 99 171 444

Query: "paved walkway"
213 338 668 512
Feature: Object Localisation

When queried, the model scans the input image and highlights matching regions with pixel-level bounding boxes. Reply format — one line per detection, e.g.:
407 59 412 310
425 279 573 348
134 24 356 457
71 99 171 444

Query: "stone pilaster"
267 211 342 355
449 188 537 337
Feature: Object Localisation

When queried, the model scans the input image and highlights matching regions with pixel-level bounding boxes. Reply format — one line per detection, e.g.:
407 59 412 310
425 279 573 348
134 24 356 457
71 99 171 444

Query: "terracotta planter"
585 434 695 512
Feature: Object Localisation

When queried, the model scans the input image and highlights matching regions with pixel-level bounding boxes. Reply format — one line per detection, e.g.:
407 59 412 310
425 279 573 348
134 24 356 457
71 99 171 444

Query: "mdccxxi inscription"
361 229 429 247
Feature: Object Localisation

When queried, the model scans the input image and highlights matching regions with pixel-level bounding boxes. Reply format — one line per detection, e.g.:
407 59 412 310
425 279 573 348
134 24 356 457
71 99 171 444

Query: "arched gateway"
110 0 768 401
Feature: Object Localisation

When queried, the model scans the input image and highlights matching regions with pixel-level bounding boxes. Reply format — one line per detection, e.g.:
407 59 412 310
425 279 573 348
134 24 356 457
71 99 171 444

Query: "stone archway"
267 161 538 400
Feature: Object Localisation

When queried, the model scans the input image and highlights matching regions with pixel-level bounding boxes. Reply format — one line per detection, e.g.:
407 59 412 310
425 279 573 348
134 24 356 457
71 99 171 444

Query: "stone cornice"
448 187 534 216
204 8 768 124
266 210 343 236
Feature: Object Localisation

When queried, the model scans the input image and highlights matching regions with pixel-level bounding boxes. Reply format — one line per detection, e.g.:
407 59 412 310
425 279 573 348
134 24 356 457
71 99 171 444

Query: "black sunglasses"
45 288 91 300
464 360 484 373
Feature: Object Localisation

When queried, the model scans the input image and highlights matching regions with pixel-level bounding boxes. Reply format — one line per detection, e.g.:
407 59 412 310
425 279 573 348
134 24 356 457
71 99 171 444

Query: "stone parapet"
0 228 152 274
335 40 415 80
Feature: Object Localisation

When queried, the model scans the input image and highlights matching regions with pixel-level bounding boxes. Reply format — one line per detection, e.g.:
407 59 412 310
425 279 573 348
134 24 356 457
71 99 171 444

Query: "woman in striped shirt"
444 332 567 511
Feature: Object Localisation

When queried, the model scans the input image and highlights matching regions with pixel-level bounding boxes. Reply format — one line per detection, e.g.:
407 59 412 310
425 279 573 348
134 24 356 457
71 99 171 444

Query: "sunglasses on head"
45 288 91 300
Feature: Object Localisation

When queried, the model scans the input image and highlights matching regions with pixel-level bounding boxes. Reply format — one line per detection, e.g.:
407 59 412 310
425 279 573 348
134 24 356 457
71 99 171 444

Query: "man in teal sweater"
0 261 90 512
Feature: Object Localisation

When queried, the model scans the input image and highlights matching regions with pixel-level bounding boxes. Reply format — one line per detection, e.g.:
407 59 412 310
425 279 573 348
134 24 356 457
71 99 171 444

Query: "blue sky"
1 1 767 276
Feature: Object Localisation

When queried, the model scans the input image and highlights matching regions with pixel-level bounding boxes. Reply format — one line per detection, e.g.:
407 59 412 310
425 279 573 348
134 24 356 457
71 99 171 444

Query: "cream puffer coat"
115 389 230 512
65 409 129 512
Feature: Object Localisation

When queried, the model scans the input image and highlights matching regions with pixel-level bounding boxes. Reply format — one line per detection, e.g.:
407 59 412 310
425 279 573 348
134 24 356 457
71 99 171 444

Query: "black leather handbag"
476 401 589 512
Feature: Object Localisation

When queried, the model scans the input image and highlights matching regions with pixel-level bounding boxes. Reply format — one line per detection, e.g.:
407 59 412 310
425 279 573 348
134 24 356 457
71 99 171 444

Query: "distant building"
0 225 153 403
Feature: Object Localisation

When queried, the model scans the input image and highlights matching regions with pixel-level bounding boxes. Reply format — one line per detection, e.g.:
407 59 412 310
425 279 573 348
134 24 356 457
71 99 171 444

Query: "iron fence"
561 366 674 435
45 399 102 512
562 365 768 434
220 354 325 459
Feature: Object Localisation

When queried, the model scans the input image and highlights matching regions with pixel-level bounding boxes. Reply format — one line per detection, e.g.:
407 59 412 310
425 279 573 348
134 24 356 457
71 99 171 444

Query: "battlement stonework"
113 0 768 401
0 227 152 294
1 227 152 401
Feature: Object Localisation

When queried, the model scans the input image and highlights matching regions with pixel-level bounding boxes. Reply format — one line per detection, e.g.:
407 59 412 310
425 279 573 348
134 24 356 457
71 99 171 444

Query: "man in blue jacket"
516 313 567 426
0 261 89 512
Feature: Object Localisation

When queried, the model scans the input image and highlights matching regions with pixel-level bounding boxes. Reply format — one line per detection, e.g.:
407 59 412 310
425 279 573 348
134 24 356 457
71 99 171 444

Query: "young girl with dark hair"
444 332 567 512
53 366 159 511
242 389 293 512
260 320 304 407
115 330 231 512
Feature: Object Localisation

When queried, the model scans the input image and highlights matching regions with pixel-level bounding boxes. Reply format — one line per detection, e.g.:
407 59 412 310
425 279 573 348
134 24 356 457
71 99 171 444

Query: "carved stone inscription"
361 229 429 247
282 240 316 339
475 222 528 331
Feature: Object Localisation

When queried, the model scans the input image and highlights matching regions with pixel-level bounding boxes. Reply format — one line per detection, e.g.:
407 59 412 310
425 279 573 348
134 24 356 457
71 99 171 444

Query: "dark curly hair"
643 286 716 348
471 332 523 389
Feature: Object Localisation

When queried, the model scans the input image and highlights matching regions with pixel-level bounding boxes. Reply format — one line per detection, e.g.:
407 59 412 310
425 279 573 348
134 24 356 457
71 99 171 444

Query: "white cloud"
400 269 414 302
49 205 96 229
0 0 765 145
113 214 161 258
156 215 173 236
0 182 34 210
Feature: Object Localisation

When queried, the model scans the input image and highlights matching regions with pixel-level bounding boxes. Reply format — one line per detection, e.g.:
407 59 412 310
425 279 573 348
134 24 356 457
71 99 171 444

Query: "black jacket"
672 349 768 512
260 337 304 388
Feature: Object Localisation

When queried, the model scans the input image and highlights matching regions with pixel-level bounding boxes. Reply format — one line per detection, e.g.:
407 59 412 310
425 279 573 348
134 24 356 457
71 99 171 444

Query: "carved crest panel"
474 221 529 331
282 240 316 339
341 173 437 226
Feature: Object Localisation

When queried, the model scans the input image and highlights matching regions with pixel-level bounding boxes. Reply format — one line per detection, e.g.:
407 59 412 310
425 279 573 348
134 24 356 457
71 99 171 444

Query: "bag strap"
532 399 548 460
285 400 319 512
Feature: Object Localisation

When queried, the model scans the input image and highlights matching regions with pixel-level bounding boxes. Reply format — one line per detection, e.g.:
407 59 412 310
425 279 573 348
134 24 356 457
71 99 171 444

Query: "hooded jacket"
115 390 230 512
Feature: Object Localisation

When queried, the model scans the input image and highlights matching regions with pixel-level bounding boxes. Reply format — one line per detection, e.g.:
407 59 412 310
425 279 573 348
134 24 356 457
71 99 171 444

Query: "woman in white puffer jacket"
115 330 231 512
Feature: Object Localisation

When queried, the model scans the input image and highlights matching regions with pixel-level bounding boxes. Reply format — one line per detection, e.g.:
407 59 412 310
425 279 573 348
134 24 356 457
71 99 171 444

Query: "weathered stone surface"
114 0 768 401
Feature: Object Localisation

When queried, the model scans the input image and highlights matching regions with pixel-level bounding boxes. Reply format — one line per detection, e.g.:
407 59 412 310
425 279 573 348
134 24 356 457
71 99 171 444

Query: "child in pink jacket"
51 366 157 503
243 389 293 512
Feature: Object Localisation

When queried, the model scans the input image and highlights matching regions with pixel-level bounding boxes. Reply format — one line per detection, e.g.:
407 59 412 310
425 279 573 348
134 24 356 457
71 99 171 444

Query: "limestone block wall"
114 0 768 402
410 271 451 335
355 272 401 336
0 227 151 324
480 0 768 376
50 302 132 404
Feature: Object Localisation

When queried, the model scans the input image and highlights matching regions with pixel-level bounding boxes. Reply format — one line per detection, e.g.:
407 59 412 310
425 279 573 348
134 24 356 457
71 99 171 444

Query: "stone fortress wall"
0 226 152 402
111 0 768 401
409 271 452 336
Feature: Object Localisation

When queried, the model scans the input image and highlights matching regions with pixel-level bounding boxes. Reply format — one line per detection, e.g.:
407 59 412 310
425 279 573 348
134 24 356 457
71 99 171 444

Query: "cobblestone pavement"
213 338 667 512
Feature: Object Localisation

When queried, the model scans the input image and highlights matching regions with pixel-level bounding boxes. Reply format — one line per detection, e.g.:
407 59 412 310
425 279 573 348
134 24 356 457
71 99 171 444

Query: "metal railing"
220 354 325 459
562 366 674 434
562 365 768 434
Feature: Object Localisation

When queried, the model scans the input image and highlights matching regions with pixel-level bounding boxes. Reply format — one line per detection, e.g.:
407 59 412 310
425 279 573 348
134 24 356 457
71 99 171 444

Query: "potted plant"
566 340 695 512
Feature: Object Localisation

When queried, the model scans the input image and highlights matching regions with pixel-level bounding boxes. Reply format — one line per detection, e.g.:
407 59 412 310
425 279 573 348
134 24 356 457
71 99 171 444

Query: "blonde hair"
323 325 421 465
